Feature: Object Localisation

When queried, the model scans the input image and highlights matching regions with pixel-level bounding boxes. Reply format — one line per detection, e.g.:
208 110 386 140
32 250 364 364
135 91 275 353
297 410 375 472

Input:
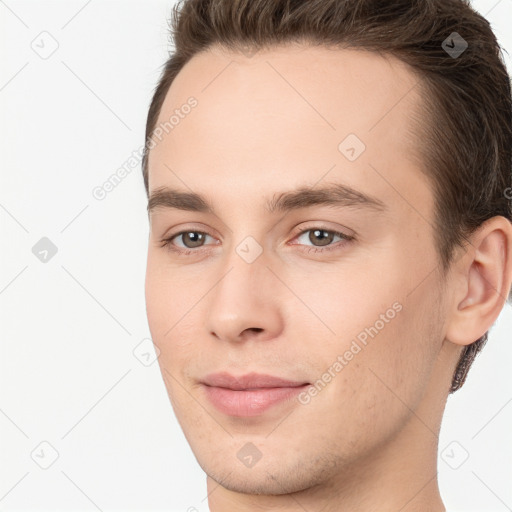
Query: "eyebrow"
147 182 387 216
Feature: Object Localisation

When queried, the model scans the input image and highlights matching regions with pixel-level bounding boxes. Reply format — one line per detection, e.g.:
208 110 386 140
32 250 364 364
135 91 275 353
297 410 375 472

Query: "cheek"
284 261 403 357
144 252 191 335
350 290 442 420
145 256 202 376
303 267 441 435
312 306 438 458
144 267 169 339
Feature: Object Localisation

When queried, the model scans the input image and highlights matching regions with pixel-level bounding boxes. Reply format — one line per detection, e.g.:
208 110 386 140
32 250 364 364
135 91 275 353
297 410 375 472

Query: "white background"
1 1 511 511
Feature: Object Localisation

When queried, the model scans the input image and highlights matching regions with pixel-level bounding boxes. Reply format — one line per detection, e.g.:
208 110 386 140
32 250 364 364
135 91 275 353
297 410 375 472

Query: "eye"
160 230 214 254
174 231 209 249
290 227 354 253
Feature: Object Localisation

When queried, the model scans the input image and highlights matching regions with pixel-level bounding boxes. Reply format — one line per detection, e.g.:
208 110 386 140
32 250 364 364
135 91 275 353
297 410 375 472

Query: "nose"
204 251 284 345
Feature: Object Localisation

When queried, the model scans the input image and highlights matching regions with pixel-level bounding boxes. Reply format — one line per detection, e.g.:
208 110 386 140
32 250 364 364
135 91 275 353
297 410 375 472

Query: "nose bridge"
215 218 269 285
213 236 270 308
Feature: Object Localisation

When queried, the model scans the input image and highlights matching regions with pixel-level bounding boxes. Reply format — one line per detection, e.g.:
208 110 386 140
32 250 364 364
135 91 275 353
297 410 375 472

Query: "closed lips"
201 372 310 390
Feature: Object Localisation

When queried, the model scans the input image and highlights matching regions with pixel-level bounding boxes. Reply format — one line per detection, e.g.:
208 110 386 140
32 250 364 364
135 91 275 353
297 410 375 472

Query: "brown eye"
176 231 207 248
160 230 214 253
291 226 354 254
308 229 335 246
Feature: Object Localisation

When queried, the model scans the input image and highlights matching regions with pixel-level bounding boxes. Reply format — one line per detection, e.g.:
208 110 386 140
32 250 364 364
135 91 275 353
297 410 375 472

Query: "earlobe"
445 217 512 347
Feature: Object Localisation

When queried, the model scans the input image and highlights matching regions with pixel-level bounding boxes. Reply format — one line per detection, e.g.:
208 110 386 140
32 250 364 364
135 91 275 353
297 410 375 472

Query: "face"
145 44 448 494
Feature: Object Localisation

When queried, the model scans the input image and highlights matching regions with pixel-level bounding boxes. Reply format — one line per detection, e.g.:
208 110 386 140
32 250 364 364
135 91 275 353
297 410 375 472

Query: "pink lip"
201 372 310 417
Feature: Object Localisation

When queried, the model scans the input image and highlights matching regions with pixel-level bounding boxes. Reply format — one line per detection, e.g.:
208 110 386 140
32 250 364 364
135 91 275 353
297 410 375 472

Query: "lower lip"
202 384 310 417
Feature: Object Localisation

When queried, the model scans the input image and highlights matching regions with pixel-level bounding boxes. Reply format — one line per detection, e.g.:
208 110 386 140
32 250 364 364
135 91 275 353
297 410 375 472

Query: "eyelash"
159 226 355 256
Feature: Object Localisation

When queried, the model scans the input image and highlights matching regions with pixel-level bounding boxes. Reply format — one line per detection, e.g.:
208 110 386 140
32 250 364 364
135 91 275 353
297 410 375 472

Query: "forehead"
147 44 431 218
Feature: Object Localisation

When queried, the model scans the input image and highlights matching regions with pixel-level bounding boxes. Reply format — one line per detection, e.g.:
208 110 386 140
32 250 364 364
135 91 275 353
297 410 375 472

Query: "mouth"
200 372 311 417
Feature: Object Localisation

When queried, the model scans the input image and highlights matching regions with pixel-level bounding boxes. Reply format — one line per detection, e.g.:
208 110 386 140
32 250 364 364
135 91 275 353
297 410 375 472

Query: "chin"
204 463 313 495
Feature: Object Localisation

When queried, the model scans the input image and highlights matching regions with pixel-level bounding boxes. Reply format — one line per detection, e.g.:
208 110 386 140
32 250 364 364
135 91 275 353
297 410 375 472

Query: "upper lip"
201 372 309 390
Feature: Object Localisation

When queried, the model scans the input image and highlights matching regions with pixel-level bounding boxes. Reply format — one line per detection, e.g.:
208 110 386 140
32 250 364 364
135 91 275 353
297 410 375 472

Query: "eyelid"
160 222 222 247
288 222 355 241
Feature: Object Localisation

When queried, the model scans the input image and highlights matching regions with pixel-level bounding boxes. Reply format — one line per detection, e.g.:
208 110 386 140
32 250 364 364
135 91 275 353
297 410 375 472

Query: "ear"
445 216 512 346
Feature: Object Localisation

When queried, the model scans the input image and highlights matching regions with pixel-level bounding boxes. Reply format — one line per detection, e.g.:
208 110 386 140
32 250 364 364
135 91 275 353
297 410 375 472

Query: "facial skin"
144 44 512 511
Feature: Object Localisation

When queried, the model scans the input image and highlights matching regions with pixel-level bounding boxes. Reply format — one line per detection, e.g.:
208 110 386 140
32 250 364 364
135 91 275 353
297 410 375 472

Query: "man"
142 0 512 510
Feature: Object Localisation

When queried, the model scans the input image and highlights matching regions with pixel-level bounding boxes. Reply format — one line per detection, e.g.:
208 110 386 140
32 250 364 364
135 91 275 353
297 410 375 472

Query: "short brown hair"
142 0 512 393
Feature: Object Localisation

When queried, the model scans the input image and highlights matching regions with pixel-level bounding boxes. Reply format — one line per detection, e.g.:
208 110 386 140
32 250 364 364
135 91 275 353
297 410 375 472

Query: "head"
142 0 512 499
